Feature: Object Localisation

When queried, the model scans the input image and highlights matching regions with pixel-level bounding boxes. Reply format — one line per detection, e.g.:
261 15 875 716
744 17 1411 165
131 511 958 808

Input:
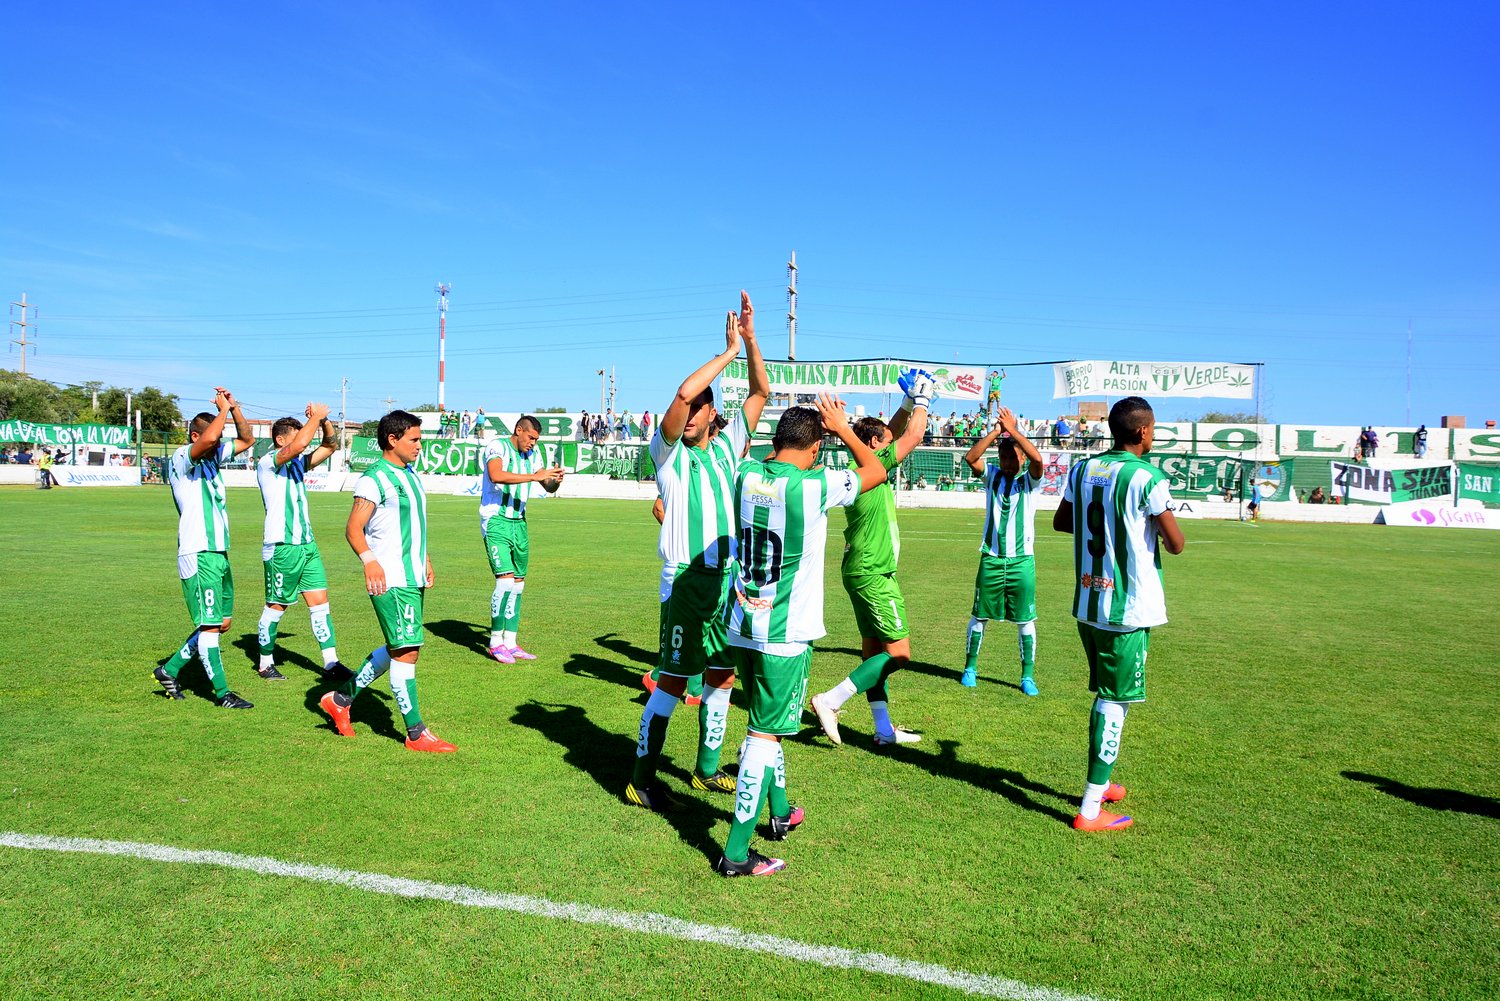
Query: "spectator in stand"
944 413 957 439
460 411 473 438
641 410 652 440
473 408 488 439
1308 487 1325 504
1054 415 1072 447
619 410 633 441
16 445 34 466
1360 426 1378 459
0 447 9 464
914 474 927 489
1414 424 1428 458
38 447 56 488
579 412 591 441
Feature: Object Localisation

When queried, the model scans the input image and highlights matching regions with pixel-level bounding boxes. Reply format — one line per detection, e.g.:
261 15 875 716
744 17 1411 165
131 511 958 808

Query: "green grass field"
1 486 1497 1000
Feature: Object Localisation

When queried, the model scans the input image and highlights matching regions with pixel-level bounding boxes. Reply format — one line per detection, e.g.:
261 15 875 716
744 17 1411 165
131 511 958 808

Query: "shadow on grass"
1342 771 1500 819
594 632 656 667
229 631 325 679
803 720 1073 823
563 651 648 697
511 700 726 863
426 618 491 657
818 645 1023 691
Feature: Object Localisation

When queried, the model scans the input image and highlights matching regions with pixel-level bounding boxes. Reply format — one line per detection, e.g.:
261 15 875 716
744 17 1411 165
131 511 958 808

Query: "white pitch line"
1 831 1110 1001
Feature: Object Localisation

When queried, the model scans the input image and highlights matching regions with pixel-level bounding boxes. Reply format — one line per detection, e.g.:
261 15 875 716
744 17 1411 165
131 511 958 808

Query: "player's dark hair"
1108 396 1154 446
515 414 542 433
852 417 889 448
271 417 304 442
189 412 216 435
712 414 729 431
996 436 1018 456
377 410 423 451
691 387 715 409
773 406 824 451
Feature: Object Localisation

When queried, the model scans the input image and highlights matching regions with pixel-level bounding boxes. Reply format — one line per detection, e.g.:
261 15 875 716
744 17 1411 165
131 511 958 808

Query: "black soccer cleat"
153 666 184 700
767 805 805 841
624 782 682 813
714 848 787 877
322 661 354 684
256 664 287 681
216 692 255 709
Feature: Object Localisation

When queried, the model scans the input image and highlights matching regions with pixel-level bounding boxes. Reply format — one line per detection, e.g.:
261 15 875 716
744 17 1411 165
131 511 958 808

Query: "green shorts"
485 518 530 578
730 643 813 736
371 585 425 649
971 554 1036 624
842 573 910 641
657 565 732 677
1077 622 1149 703
263 542 329 604
179 551 234 626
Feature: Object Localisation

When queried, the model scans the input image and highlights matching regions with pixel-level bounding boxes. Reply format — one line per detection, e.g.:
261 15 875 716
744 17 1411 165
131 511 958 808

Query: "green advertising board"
1457 463 1500 507
348 437 658 480
0 420 133 447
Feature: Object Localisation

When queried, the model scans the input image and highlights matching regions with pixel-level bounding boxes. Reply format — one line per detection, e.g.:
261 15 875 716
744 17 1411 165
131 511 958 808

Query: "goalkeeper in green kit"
809 367 935 748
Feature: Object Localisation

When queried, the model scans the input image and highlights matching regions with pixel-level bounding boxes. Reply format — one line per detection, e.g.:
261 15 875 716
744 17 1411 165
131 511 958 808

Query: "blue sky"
3 1 1496 428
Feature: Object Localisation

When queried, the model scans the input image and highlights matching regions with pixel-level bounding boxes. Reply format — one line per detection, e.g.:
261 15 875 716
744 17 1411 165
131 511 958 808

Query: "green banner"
1456 463 1500 506
349 437 659 480
1144 455 1294 501
0 420 132 447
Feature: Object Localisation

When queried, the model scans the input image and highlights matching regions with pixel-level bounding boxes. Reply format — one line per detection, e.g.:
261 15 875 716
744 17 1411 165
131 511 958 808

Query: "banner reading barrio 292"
1052 361 1255 399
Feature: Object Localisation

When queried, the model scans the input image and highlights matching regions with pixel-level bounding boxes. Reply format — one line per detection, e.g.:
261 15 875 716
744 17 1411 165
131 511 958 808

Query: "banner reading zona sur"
721 358 986 401
1053 361 1256 399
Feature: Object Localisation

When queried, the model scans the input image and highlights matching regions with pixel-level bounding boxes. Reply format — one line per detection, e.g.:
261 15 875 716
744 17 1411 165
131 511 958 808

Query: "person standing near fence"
479 415 565 663
153 388 257 709
809 368 935 748
253 402 348 681
959 407 1046 695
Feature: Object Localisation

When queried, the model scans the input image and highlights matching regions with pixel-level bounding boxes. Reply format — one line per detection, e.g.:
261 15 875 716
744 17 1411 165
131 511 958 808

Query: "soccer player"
986 368 1006 420
715 394 890 877
626 292 769 811
153 388 257 709
959 406 1046 695
480 415 565 663
319 410 455 753
254 402 348 681
1053 396 1185 832
809 368 935 747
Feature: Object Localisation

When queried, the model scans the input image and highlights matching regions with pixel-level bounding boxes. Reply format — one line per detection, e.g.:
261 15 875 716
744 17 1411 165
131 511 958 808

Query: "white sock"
257 607 285 667
869 700 893 739
490 578 514 647
508 581 525 647
308 602 337 664
636 688 680 758
823 678 858 711
734 736 779 825
701 684 731 753
1081 783 1109 820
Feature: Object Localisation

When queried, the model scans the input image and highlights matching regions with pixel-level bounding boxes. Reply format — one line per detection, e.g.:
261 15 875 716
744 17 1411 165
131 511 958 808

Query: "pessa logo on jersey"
1081 573 1115 592
745 487 777 507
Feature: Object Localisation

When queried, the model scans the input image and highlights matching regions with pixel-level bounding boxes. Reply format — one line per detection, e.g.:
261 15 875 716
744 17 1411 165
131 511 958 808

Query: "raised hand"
307 402 331 422
814 392 849 430
997 406 1018 435
212 388 230 412
724 309 742 356
739 290 756 342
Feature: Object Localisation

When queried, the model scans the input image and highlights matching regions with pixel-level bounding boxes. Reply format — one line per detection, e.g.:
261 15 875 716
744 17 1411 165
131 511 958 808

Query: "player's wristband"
359 551 377 565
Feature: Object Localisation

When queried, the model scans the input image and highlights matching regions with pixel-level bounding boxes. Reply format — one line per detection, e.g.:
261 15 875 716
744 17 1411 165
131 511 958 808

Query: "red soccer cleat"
1104 782 1127 803
318 692 354 737
405 730 457 753
1072 809 1133 832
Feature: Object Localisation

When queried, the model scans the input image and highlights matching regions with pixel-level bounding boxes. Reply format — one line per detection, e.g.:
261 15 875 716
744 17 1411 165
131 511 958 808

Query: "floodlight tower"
435 283 451 411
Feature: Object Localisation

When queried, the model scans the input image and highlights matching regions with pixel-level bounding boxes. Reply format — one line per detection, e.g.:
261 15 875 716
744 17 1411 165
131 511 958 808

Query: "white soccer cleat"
810 692 842 745
873 726 921 747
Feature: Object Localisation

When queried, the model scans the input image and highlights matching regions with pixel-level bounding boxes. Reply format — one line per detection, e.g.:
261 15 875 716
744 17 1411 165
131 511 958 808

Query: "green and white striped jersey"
650 413 750 573
354 458 429 589
727 459 862 649
979 463 1044 558
480 437 541 531
257 451 315 546
1062 449 1172 629
169 440 234 557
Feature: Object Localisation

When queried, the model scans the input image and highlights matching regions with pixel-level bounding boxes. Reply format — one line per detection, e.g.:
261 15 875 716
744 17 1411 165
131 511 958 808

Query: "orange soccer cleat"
1072 809 1133 832
405 730 457 753
318 691 354 737
1104 782 1127 803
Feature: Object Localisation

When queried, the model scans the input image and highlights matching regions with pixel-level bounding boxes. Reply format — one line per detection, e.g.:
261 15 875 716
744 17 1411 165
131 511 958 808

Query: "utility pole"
597 369 606 416
435 282 451 412
786 252 798 361
610 365 616 414
340 377 349 452
9 293 36 375
383 393 397 411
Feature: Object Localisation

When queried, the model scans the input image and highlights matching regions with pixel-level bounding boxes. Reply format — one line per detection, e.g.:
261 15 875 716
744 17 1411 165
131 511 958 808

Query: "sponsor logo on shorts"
1081 573 1115 592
